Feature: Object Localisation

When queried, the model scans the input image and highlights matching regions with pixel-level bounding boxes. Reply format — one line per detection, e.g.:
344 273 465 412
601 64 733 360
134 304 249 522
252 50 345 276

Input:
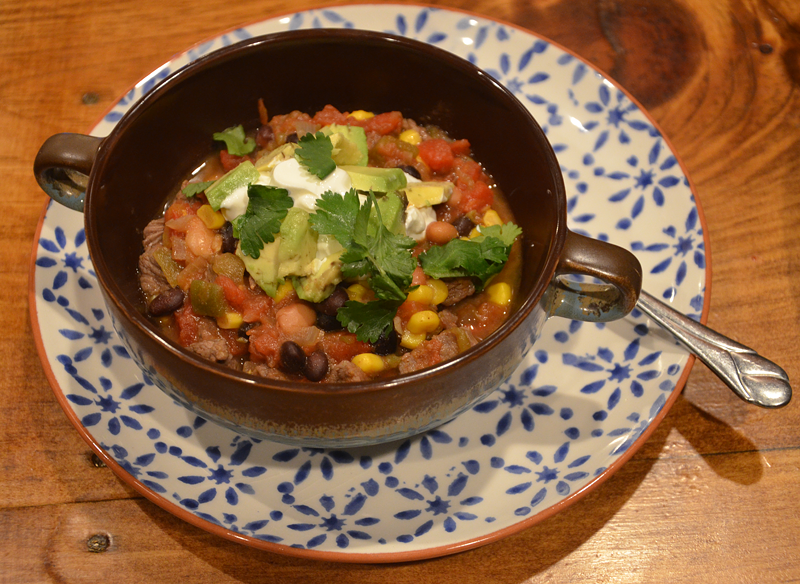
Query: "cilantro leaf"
475 223 523 247
311 192 416 302
213 124 256 156
337 299 403 343
295 132 336 179
237 185 294 258
419 222 521 289
182 180 214 197
309 189 362 248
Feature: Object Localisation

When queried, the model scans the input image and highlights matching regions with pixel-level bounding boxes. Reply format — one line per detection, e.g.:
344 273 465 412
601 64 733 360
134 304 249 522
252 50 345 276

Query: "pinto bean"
148 287 185 316
276 303 317 335
425 221 458 245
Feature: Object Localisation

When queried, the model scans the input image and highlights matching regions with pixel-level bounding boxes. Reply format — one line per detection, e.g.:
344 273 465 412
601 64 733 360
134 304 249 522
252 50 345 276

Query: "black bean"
280 341 306 375
148 287 185 316
255 125 274 148
314 287 349 316
373 330 398 356
304 350 329 382
316 312 343 332
285 133 299 144
220 222 236 254
237 321 258 340
452 215 475 237
398 164 421 180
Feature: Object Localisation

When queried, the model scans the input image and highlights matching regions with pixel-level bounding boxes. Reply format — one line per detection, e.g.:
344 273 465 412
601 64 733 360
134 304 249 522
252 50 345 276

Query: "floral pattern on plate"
31 4 706 560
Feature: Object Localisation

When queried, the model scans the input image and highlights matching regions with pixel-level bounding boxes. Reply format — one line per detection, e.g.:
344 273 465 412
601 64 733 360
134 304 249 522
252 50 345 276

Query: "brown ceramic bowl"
34 29 642 447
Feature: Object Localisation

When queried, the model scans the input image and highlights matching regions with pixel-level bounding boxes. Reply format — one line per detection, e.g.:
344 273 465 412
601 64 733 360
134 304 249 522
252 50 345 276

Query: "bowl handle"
549 230 642 322
33 133 102 212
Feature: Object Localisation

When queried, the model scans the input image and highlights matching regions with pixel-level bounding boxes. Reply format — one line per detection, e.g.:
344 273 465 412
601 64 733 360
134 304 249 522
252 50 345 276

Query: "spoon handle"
636 290 791 408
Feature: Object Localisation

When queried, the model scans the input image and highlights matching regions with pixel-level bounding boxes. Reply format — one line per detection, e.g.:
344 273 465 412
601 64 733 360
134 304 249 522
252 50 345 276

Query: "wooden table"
3 0 799 581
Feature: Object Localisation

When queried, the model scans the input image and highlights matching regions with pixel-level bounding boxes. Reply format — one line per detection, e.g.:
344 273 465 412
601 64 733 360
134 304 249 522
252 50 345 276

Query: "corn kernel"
407 284 435 305
399 129 422 145
274 280 294 302
487 282 512 306
349 110 374 120
482 209 502 227
352 353 384 373
216 311 244 329
346 283 370 302
197 204 226 230
428 279 449 305
468 227 482 239
401 330 426 349
407 310 440 334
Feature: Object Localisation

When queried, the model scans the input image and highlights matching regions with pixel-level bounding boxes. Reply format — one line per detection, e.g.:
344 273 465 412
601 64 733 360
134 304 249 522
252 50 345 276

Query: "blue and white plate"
30 4 708 562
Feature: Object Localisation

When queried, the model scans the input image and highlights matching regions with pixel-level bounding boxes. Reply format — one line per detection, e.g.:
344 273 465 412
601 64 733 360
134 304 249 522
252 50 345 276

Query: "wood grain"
2 0 799 581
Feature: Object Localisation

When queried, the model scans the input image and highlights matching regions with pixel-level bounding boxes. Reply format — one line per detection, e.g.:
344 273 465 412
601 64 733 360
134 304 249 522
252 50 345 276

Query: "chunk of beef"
398 328 468 375
441 278 475 306
328 360 370 383
188 339 230 363
142 217 165 251
438 309 459 329
243 361 288 381
138 245 171 298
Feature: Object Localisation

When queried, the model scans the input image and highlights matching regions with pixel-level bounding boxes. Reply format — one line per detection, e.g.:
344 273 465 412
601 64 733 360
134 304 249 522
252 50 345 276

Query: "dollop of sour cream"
271 158 352 213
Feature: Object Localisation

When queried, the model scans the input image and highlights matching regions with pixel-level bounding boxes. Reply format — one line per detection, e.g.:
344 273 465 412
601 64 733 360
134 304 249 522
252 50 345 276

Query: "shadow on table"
133 392 763 583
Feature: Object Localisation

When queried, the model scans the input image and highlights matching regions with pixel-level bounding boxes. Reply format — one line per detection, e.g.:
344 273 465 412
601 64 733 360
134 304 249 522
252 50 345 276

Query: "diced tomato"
458 180 494 213
313 104 348 126
452 157 483 183
411 266 427 286
248 324 282 367
219 149 250 172
356 111 403 136
174 300 201 346
449 139 471 156
370 135 418 168
418 139 455 173
164 197 202 223
241 293 273 325
215 274 248 312
218 328 248 358
320 332 374 364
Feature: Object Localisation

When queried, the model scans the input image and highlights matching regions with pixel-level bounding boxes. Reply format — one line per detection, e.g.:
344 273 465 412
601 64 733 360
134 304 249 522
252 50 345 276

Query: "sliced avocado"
341 165 407 193
237 237 281 297
370 192 405 235
321 125 368 166
277 208 318 278
292 250 344 303
205 160 260 211
254 143 297 171
403 181 454 207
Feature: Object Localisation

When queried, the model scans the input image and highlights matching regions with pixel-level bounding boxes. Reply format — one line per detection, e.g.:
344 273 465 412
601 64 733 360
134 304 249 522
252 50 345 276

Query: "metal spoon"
636 290 791 408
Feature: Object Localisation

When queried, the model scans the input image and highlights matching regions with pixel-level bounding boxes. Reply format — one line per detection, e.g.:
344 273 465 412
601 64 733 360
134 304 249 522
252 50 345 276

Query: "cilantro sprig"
181 180 214 197
295 132 336 179
310 190 417 342
418 223 522 289
237 185 294 258
213 124 256 156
